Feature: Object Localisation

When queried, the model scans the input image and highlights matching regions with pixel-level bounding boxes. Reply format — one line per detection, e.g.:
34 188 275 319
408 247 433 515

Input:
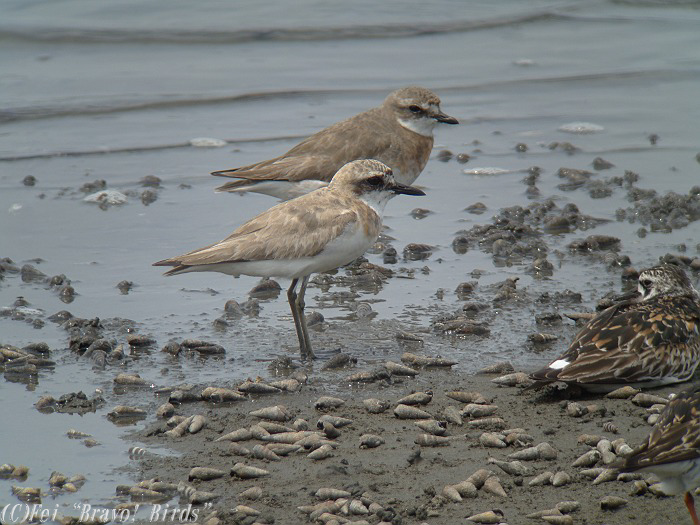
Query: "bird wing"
153 192 360 272
531 297 700 384
212 108 395 187
623 386 700 470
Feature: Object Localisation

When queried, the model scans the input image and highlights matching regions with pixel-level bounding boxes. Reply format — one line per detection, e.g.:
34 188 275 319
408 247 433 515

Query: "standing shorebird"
154 159 425 359
211 86 458 200
619 385 700 525
529 264 700 392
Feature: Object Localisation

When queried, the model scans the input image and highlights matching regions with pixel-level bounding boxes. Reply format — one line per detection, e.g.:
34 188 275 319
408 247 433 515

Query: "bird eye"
366 176 383 187
640 278 652 288
408 105 422 113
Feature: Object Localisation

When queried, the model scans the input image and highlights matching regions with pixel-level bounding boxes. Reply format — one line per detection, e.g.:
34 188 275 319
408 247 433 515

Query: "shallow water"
1 0 700 518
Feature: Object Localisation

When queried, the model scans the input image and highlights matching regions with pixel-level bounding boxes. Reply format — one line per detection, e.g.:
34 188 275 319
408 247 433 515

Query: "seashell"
477 361 515 374
491 372 532 386
648 483 668 496
504 431 534 447
129 487 168 501
601 450 617 465
467 510 503 524
648 413 660 425
296 434 336 451
566 402 588 417
318 414 353 428
536 442 558 460
314 396 346 410
66 429 91 439
617 472 643 482
319 421 341 439
482 476 507 497
238 380 281 394
603 421 619 434
577 434 602 446
580 467 605 479
443 406 463 425
12 486 41 503
630 480 648 495
596 439 613 454
556 501 581 513
252 445 281 461
249 405 291 422
248 424 271 439
466 468 494 489
359 434 385 449
527 508 562 519
268 378 301 392
542 516 573 525
265 443 301 456
292 418 310 431
507 446 540 461
552 471 571 487
446 391 488 404
397 391 433 406
479 432 507 448
487 458 531 477
228 443 251 457
232 505 259 516
261 430 317 444
592 468 619 485
385 361 419 376
239 486 262 500
462 404 498 417
321 352 357 370
315 488 351 500
367 502 383 513
62 482 78 492
442 485 462 502
394 404 431 420
189 490 219 505
11 466 29 479
49 472 67 487
188 414 207 434
188 467 226 481
616 443 634 458
363 398 390 414
347 368 390 383
605 386 639 399
400 352 457 368
167 415 188 427
415 419 447 436
453 480 478 498
348 499 369 515
572 449 601 468
114 373 148 386
647 403 667 414
169 388 201 404
466 417 506 430
155 403 175 419
600 496 628 510
107 405 147 419
257 421 293 434
231 463 270 479
414 434 451 447
216 428 253 442
631 393 668 407
529 471 554 486
307 503 340 520
200 387 245 403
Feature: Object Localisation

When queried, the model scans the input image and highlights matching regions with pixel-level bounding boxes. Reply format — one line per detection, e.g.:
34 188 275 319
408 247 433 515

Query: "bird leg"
295 275 316 360
685 491 700 525
287 277 316 360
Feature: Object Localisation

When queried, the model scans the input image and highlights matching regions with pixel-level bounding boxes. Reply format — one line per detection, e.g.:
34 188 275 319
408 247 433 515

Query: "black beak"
433 111 459 125
391 182 425 196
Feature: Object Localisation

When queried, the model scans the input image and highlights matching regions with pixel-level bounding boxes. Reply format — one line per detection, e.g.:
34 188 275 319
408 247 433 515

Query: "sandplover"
211 86 458 200
529 264 700 392
619 385 700 525
154 159 425 359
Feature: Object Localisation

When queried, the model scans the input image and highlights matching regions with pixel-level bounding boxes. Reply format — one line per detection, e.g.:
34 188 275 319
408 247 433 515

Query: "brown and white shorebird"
619 385 700 525
154 159 425 360
211 86 458 200
529 264 700 392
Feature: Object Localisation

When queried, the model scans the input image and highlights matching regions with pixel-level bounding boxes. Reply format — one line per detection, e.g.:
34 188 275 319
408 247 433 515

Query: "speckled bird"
529 264 700 392
619 385 700 525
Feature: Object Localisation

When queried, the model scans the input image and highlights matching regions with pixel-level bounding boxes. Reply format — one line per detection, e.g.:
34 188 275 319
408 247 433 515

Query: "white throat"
358 190 392 217
398 116 436 137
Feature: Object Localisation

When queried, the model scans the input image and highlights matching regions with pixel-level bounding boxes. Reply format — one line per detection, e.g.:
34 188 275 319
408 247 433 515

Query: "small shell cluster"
297 487 396 524
442 468 507 504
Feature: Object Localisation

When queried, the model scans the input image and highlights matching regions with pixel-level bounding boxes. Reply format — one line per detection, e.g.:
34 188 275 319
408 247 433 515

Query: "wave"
0 11 558 44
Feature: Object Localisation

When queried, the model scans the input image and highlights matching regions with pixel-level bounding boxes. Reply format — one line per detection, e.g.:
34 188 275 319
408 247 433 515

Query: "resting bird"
529 264 700 392
155 159 425 360
619 385 700 525
211 86 458 200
